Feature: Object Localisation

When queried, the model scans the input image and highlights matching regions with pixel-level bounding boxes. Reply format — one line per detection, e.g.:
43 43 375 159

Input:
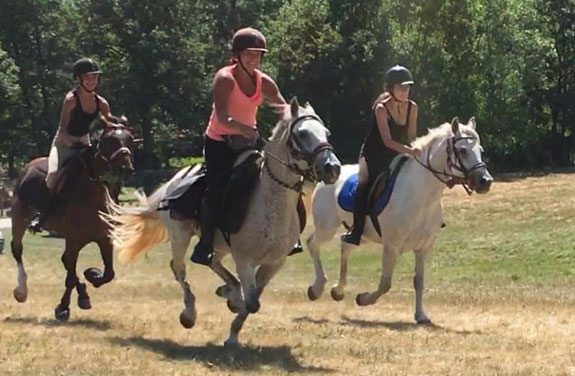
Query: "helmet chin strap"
237 54 259 86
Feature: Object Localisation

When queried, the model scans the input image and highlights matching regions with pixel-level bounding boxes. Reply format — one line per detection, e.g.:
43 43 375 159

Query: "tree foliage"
0 0 574 174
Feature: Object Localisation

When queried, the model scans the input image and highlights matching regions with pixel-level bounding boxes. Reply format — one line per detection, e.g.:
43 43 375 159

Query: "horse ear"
290 97 299 118
451 117 460 134
467 116 476 130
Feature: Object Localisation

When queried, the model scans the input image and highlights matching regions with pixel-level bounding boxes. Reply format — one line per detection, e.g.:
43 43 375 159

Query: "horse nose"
477 173 493 193
324 161 341 182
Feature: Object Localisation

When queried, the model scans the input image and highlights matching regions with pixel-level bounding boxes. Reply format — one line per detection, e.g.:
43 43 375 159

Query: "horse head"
418 117 493 194
96 115 135 178
268 97 341 185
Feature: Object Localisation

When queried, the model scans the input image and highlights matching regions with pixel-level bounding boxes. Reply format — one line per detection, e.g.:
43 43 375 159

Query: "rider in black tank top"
342 65 420 246
67 89 101 138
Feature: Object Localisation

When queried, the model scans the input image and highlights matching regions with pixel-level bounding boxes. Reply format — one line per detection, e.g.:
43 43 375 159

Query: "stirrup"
341 230 361 246
288 240 303 256
190 242 213 266
27 214 45 233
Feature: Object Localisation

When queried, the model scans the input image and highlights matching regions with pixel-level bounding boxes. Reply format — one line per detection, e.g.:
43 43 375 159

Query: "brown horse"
10 119 134 321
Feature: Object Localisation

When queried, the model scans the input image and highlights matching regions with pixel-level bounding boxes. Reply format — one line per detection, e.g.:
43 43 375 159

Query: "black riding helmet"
72 58 102 79
385 65 414 86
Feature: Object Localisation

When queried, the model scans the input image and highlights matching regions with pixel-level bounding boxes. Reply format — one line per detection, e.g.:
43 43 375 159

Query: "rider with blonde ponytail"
343 65 421 245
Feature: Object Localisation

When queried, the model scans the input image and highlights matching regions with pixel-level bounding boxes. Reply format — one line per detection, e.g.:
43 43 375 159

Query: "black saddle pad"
160 165 206 221
161 153 263 234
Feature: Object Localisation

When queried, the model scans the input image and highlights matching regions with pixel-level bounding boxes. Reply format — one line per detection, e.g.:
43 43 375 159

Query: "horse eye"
459 147 467 155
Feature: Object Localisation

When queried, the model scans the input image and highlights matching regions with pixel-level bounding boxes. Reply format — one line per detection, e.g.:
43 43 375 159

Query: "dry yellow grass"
1 173 575 375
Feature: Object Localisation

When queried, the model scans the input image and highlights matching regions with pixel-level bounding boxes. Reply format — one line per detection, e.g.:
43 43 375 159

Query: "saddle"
339 155 409 236
160 151 307 235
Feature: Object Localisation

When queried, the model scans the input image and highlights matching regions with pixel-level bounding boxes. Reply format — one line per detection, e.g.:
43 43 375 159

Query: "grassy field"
1 173 575 375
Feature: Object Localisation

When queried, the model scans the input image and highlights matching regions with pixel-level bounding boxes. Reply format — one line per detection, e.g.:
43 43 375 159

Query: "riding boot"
342 179 370 246
288 239 303 256
28 189 54 233
190 200 217 266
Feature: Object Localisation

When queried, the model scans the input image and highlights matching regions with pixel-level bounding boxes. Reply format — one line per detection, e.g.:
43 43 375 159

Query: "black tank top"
67 89 100 137
363 101 412 155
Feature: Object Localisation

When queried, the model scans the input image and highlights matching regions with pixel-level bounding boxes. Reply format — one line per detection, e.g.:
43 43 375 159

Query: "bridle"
414 135 486 195
95 126 134 167
264 114 334 193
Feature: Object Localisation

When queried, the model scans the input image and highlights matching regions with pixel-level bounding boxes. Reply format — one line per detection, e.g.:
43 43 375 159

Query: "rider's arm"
98 96 113 125
57 93 81 146
261 74 286 106
213 71 256 138
375 103 417 156
407 101 418 143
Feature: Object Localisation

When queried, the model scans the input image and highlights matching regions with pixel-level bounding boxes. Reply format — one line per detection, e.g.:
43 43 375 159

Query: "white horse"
306 117 493 324
105 98 341 346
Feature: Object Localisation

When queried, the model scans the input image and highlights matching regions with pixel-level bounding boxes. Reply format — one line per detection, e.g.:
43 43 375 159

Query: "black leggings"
204 136 235 213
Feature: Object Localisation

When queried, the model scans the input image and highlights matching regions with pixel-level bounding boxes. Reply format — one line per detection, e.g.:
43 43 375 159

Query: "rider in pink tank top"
205 65 263 141
191 28 290 266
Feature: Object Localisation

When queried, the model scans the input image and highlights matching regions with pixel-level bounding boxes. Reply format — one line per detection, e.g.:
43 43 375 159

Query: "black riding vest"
67 89 101 137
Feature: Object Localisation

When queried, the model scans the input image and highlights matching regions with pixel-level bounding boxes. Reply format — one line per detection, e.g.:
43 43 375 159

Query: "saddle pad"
337 157 407 216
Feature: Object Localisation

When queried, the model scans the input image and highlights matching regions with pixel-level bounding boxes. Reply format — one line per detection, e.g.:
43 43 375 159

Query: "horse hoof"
13 288 27 303
179 312 195 329
246 300 260 314
416 317 432 325
330 288 344 302
78 297 92 310
355 293 369 306
55 306 70 321
224 339 239 349
84 268 104 288
307 286 320 301
227 300 240 314
215 285 231 298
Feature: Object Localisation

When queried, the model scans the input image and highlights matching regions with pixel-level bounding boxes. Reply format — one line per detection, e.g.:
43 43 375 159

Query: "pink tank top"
205 65 263 141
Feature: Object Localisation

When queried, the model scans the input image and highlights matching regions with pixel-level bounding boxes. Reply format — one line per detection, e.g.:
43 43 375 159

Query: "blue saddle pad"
338 167 402 215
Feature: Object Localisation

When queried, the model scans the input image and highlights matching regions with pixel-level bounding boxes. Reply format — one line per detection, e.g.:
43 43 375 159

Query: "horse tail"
103 165 200 263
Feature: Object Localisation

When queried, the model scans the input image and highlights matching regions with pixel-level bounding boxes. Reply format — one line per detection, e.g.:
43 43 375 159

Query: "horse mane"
411 122 480 151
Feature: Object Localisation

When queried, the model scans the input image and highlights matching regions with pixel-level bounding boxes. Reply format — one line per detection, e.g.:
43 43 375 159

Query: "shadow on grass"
339 315 480 335
3 316 113 331
109 336 335 373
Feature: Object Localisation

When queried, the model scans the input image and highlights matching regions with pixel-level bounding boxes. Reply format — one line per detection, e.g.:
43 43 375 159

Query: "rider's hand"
409 146 422 157
241 126 257 139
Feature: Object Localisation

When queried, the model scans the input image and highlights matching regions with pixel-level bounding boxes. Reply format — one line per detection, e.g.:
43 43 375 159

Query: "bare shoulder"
62 91 77 108
374 102 388 115
408 99 418 109
214 69 235 90
96 95 110 106
260 72 278 88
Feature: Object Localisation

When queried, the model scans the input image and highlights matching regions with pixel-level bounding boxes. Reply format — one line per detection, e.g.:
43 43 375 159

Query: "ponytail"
372 91 392 110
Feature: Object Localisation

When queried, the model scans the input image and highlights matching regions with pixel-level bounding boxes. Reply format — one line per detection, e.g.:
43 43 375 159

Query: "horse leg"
11 201 35 302
414 248 432 324
168 222 196 329
84 239 115 288
11 203 29 303
55 240 83 321
331 240 355 301
236 258 259 314
307 227 336 301
224 260 285 348
210 252 243 313
356 246 399 306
